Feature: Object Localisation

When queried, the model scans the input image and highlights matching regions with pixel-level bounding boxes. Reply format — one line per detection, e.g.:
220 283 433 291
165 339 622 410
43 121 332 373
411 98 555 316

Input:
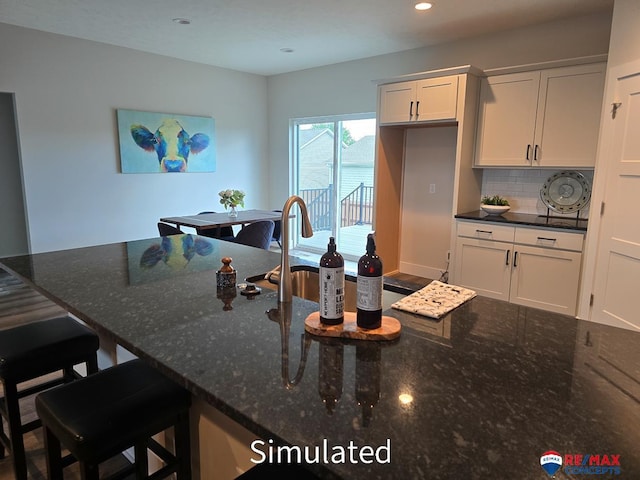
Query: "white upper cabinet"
379 75 459 125
475 63 606 168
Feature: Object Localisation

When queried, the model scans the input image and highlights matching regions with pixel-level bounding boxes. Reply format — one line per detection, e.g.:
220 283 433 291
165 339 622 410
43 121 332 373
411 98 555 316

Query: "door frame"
578 58 640 324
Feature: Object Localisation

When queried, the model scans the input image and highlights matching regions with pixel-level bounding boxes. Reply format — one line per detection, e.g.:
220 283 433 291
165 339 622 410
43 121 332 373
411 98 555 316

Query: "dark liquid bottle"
355 343 381 427
318 341 343 414
319 237 345 325
356 233 383 329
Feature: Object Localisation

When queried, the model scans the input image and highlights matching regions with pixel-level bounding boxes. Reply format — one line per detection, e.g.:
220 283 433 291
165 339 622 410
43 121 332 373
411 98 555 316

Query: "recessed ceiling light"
280 48 295 53
172 18 191 25
415 2 433 11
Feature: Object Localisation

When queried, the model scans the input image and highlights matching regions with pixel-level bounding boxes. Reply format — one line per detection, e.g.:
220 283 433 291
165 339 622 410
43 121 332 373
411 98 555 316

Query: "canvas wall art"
117 109 215 173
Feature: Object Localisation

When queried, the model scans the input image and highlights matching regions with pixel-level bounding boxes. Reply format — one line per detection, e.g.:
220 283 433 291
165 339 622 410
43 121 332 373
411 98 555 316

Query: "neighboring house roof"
341 135 375 166
299 128 334 149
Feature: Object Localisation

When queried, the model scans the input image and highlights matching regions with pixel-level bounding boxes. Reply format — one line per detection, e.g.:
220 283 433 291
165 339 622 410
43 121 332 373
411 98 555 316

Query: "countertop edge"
455 211 588 232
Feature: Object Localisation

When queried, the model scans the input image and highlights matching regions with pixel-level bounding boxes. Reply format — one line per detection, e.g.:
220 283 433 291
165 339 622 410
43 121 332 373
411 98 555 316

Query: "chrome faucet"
278 195 313 303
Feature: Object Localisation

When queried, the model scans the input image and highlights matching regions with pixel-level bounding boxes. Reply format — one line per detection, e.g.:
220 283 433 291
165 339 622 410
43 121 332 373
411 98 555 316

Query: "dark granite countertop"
456 210 588 232
1 234 638 479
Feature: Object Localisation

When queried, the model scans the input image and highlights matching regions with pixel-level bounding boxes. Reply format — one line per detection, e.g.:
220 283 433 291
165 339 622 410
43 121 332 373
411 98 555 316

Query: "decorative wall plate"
540 171 591 213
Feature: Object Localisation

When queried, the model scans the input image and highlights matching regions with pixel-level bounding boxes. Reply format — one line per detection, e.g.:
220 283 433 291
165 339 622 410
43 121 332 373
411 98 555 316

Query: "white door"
414 75 458 122
474 72 539 167
592 70 640 331
534 64 606 168
510 245 582 316
454 238 512 301
379 82 415 124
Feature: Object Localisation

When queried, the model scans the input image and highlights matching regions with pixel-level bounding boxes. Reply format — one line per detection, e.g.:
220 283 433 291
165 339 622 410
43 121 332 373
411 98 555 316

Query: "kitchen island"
1 234 638 479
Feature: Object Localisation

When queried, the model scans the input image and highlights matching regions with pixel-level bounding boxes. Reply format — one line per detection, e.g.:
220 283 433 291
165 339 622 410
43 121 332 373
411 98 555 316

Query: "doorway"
0 92 29 257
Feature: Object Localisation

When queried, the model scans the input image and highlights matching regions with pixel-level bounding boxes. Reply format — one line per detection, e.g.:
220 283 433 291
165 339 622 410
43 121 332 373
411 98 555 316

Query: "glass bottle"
356 233 383 329
319 237 345 325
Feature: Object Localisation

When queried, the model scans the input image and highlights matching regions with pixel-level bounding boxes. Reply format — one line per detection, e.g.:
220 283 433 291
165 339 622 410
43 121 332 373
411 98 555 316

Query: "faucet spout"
279 195 313 304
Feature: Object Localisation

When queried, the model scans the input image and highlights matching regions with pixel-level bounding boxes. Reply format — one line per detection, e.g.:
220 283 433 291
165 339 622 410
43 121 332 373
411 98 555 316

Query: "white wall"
267 12 613 209
0 23 268 253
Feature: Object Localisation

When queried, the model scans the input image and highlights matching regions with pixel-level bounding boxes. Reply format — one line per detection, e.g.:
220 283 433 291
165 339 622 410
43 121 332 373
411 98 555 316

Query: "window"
290 114 376 260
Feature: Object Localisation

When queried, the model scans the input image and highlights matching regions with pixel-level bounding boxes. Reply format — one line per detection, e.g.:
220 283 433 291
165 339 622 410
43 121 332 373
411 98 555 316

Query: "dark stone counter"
455 210 588 232
1 234 638 479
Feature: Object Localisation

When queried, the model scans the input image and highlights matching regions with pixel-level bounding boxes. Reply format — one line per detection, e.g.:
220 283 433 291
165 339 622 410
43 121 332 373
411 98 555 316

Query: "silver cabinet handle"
537 236 557 242
513 251 519 267
505 249 510 266
409 101 414 117
415 100 420 117
475 229 493 235
526 144 531 161
534 145 540 162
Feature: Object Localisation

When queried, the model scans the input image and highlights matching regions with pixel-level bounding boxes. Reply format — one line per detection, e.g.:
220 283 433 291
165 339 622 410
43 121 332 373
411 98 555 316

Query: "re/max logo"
564 454 621 466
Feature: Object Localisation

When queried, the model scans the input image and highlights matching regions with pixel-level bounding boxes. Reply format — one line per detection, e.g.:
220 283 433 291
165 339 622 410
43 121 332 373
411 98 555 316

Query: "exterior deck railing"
300 183 373 231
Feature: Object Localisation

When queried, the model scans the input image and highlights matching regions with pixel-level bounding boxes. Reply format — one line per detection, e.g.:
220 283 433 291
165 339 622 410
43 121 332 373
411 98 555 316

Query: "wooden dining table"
160 209 282 237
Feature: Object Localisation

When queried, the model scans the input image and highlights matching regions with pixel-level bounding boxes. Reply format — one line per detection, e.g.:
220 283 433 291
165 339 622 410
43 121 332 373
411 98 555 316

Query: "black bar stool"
236 463 320 479
36 358 191 479
0 316 100 480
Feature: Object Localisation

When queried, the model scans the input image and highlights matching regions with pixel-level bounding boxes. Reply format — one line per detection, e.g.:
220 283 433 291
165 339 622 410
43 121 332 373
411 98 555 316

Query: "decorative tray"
304 312 401 341
540 171 591 214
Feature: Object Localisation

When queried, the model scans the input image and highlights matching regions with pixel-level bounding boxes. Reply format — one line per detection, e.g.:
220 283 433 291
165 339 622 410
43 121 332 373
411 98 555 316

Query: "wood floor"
0 268 133 479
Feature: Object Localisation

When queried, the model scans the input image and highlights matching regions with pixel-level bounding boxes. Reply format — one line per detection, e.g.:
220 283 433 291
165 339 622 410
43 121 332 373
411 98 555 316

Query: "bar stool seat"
0 316 99 480
36 358 191 479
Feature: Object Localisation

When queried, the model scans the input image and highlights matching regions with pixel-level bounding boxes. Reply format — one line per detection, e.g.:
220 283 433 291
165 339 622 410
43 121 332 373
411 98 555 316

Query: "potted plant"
219 189 245 217
480 195 510 215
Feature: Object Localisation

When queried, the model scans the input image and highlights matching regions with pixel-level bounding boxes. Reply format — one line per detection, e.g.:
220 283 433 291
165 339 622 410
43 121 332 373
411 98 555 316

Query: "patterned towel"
391 281 476 319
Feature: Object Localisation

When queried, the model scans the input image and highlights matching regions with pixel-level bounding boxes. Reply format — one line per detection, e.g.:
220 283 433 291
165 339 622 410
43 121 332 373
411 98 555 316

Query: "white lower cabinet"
453 221 584 315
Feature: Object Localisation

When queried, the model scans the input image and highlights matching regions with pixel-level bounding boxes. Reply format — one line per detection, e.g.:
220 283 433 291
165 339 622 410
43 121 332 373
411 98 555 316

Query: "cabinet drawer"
457 221 515 243
514 227 584 252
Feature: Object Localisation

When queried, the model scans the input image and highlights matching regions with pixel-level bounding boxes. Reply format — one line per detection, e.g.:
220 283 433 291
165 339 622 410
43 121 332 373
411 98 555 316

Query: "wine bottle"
319 237 345 325
356 233 383 329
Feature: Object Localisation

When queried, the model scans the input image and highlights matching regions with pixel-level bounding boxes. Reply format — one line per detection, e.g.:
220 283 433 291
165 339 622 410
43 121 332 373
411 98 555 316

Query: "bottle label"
319 266 345 319
357 276 383 311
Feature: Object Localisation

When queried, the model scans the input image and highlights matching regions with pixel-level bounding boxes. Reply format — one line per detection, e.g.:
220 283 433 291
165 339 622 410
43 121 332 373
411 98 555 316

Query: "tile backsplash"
481 169 593 219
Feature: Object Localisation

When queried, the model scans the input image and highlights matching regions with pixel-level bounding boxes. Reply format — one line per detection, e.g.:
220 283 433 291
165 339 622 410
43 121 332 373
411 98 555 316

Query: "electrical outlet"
429 184 436 194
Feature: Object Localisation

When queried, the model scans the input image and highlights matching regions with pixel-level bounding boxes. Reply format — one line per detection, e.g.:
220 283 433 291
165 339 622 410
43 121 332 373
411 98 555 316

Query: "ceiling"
0 0 613 76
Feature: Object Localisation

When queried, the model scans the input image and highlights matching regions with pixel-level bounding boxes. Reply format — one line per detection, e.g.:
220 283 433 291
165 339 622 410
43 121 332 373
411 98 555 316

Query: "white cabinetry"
475 62 606 168
379 75 459 125
453 221 584 315
373 66 482 274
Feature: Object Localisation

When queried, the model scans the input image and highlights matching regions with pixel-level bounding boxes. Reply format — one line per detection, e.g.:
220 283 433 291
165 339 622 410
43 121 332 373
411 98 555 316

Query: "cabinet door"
454 237 512 301
379 82 416 124
509 245 582 315
415 75 458 122
474 72 540 167
534 63 606 168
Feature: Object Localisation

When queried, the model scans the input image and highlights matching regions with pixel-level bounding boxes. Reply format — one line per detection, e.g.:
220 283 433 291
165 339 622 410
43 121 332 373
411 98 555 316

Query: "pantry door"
592 64 640 331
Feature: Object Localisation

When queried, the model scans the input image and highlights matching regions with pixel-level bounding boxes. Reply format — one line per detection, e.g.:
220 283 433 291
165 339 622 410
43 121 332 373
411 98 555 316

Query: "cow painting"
130 119 210 172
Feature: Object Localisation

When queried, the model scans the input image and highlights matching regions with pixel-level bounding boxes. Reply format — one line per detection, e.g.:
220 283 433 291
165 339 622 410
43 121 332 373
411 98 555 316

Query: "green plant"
219 189 245 209
481 195 510 206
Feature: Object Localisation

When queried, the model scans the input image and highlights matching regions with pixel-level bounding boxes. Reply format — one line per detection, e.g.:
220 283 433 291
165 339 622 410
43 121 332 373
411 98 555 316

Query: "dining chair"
271 210 282 248
232 221 275 250
196 211 235 240
158 222 183 236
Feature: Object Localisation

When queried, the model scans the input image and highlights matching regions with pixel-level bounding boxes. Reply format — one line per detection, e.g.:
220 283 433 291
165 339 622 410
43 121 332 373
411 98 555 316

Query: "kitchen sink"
245 265 411 309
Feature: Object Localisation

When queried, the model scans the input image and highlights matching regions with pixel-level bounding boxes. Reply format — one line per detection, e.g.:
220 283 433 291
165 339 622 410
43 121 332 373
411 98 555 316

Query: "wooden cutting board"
304 311 401 341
